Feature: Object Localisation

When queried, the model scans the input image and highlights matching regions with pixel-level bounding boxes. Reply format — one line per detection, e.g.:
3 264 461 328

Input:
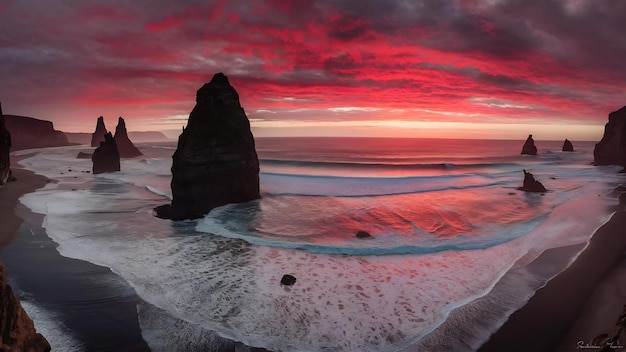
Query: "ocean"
9 137 623 351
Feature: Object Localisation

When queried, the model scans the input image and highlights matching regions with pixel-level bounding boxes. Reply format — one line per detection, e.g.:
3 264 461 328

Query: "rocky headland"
155 72 260 220
0 263 51 352
594 106 626 167
0 102 11 185
91 116 108 147
92 132 120 174
4 115 70 151
113 117 143 158
521 134 537 155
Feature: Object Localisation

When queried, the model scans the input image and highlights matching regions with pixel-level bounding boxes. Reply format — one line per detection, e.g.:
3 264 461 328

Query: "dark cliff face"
0 103 11 185
113 117 143 158
155 73 260 220
4 115 69 151
91 116 108 147
0 263 51 352
594 106 626 166
521 134 538 155
92 132 120 174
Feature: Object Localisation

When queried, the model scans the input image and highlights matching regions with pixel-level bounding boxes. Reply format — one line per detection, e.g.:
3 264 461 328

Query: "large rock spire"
0 102 11 185
90 116 108 147
155 73 260 220
113 117 143 158
594 106 626 166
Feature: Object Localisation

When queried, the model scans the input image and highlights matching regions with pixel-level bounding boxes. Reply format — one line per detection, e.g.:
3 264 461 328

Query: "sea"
7 137 624 352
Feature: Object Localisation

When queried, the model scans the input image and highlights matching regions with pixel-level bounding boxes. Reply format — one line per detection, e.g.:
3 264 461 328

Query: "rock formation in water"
92 132 120 174
76 151 92 159
355 231 372 239
521 134 538 155
0 263 51 352
0 102 11 185
155 73 260 220
280 274 297 286
562 138 574 152
113 117 143 158
594 106 626 166
518 169 547 192
91 116 108 147
4 115 70 151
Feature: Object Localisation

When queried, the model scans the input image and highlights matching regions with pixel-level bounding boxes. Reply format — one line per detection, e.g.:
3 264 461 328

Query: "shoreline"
478 210 626 352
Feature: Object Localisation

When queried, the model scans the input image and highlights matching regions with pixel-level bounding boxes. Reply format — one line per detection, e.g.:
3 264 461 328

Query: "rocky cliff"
4 115 70 151
0 263 51 352
92 132 120 174
113 117 143 158
0 103 11 185
91 116 108 147
155 73 260 220
594 106 626 166
521 134 538 155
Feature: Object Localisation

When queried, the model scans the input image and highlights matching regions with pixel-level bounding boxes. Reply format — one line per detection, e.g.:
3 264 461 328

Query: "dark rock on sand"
619 193 626 208
76 151 92 159
562 138 574 152
521 134 537 155
0 102 11 185
518 169 547 193
91 116 108 147
356 231 372 239
594 106 626 166
0 263 51 352
92 132 120 174
281 274 297 286
113 117 143 158
4 115 70 151
155 73 260 220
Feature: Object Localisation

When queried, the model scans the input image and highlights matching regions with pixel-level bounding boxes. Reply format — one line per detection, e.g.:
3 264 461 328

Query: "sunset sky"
1 0 625 140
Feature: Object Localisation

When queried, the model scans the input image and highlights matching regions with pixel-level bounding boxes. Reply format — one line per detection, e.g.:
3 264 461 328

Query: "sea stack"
521 134 538 155
113 117 143 158
0 102 11 185
594 106 626 166
90 116 108 147
92 132 120 174
519 169 547 193
155 73 260 220
562 139 574 152
0 263 51 352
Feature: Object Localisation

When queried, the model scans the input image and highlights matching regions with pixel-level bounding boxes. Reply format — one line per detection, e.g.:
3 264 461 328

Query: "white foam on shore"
15 144 622 352
20 300 83 352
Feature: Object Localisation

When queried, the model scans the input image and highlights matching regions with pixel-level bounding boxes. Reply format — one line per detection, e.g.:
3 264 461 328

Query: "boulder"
113 117 143 158
92 132 120 174
355 231 372 239
0 263 51 352
521 134 537 155
518 169 547 193
155 73 260 220
594 106 626 166
0 102 11 185
90 116 108 147
562 138 574 152
280 274 297 286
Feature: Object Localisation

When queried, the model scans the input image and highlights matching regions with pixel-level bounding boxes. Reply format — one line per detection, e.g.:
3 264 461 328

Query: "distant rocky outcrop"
91 116 108 147
518 169 547 192
594 106 626 166
0 102 11 185
4 115 70 151
92 132 120 174
562 138 574 152
76 151 92 159
521 134 537 155
0 263 51 352
113 117 143 158
355 231 372 239
67 131 169 144
155 73 260 220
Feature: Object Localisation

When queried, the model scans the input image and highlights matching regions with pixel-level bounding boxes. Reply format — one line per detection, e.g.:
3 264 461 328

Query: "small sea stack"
92 132 120 174
594 106 626 166
155 73 260 220
0 102 11 185
356 231 372 239
113 117 143 158
90 116 108 147
521 134 537 155
518 169 547 193
562 138 574 152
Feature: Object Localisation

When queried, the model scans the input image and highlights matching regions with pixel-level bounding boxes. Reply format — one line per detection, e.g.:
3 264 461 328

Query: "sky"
1 0 626 140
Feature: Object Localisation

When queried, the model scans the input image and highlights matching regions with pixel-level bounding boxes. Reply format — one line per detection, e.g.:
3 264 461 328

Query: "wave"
260 158 519 170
